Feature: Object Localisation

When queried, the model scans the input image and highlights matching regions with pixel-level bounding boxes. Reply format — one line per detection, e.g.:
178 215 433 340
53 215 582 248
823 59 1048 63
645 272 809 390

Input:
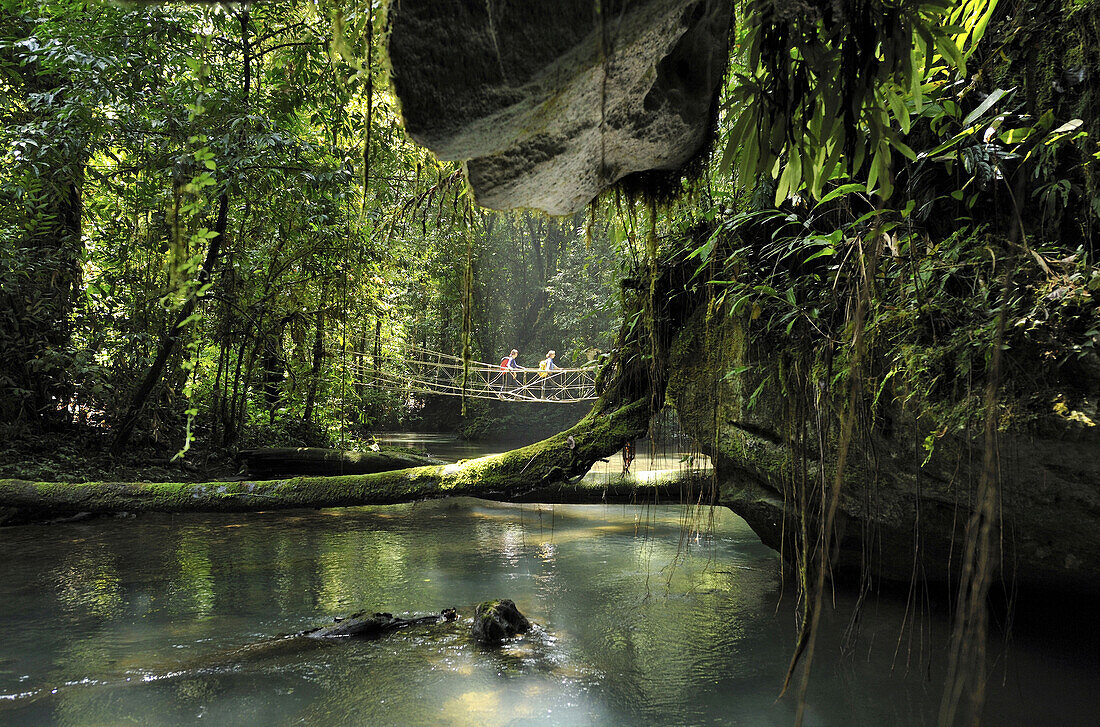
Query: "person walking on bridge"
498 349 520 397
538 350 559 399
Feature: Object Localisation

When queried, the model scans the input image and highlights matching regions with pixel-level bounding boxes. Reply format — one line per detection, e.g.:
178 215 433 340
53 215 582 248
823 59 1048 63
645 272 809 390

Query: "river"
0 436 1095 726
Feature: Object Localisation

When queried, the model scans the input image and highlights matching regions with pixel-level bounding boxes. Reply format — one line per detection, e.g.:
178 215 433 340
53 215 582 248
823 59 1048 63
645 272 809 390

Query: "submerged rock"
471 599 531 643
389 0 732 214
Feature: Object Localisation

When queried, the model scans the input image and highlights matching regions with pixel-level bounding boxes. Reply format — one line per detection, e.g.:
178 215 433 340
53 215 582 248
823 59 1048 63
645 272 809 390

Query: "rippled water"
0 499 1095 726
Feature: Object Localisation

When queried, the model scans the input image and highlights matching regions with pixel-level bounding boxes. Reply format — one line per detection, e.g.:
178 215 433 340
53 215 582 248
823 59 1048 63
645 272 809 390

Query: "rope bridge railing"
344 347 598 403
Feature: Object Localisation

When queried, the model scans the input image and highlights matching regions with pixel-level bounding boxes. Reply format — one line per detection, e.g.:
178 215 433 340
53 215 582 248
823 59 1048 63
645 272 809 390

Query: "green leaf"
922 128 976 158
815 138 845 195
809 142 828 199
774 153 801 206
884 86 911 134
1049 119 1084 136
998 127 1034 145
866 144 885 193
888 134 917 161
737 128 760 184
719 109 752 176
851 142 866 176
813 183 864 209
910 47 925 112
963 0 998 59
803 246 835 263
962 87 1010 126
934 32 966 73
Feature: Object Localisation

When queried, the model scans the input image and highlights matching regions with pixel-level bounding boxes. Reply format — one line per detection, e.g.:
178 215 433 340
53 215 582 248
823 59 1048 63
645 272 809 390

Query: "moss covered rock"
667 302 1100 594
471 599 531 643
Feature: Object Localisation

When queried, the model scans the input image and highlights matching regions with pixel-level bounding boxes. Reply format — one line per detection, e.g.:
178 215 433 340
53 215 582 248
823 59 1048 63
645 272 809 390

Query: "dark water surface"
0 499 1095 726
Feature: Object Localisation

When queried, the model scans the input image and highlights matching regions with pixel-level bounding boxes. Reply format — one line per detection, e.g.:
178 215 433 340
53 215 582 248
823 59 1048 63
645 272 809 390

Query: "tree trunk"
372 313 382 386
2 397 662 524
356 320 369 413
233 333 263 438
303 289 327 421
223 327 251 447
261 330 282 425
110 191 229 455
238 447 443 478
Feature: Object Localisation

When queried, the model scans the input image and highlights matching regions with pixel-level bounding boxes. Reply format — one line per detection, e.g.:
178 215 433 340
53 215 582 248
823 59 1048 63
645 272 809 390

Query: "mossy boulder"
471 599 531 643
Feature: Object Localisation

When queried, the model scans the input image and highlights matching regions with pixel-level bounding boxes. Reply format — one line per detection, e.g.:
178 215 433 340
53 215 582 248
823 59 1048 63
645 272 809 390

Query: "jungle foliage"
0 0 624 463
2 2 1099 725
697 0 1100 453
685 1 1100 724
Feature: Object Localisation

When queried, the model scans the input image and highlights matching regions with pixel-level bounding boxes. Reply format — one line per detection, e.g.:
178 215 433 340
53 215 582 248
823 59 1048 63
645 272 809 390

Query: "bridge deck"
346 348 598 403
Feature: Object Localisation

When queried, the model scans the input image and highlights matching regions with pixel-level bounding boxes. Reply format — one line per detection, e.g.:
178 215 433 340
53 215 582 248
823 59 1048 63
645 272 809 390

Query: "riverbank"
0 401 713 525
0 425 240 485
1 423 709 492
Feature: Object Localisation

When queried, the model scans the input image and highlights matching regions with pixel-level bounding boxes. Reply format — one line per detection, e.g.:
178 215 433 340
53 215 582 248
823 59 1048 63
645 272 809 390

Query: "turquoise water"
0 499 1094 726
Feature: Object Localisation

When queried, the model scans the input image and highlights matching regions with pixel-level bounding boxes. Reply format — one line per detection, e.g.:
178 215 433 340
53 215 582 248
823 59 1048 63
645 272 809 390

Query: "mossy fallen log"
0 399 702 525
237 446 444 478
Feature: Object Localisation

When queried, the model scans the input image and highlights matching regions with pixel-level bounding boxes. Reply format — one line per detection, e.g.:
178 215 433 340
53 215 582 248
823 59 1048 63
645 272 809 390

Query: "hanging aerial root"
0 399 673 525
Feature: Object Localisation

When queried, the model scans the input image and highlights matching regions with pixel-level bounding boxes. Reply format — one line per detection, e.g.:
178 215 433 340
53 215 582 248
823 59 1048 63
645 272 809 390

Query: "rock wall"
388 0 731 215
385 0 1100 596
667 305 1100 594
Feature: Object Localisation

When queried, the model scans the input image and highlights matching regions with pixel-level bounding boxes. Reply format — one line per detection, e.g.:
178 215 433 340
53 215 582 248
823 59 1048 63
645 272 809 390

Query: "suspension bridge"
344 347 599 403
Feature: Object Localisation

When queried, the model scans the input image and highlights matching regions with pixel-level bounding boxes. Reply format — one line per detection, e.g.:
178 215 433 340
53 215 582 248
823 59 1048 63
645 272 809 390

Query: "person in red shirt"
499 349 520 396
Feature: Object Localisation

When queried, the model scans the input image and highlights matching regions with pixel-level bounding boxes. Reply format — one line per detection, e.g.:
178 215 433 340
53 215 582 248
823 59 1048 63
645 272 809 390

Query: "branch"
256 40 322 59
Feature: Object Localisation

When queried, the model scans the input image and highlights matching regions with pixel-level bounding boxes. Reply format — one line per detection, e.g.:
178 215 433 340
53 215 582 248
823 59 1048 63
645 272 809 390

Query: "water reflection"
53 550 124 621
172 529 214 619
316 529 410 612
0 500 1094 727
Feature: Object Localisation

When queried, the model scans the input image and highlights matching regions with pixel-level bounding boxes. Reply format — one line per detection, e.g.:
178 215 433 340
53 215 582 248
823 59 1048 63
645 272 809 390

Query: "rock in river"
471 599 531 643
